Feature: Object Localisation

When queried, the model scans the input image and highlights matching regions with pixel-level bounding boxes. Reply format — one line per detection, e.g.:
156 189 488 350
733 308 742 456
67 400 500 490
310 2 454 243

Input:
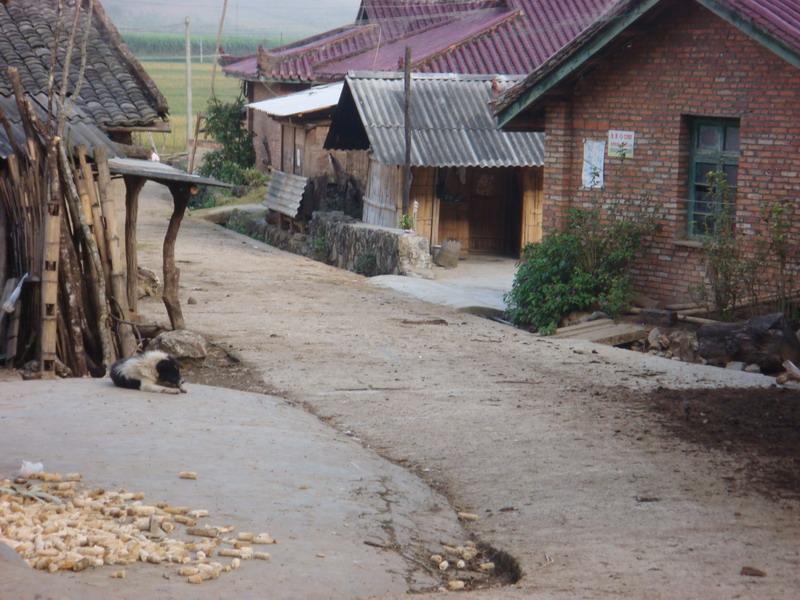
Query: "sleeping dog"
110 351 187 394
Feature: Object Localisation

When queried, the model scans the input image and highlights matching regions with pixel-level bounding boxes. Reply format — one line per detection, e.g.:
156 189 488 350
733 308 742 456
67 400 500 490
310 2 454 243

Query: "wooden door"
520 168 543 250
411 167 438 244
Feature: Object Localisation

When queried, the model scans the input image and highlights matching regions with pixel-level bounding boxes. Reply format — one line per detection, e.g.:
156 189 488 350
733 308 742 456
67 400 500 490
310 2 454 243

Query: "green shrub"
506 207 655 333
198 96 255 185
312 234 328 262
354 253 378 277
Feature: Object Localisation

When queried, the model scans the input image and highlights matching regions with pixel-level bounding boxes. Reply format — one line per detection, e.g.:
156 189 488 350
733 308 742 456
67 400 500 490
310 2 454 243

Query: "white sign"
608 130 635 158
582 140 605 189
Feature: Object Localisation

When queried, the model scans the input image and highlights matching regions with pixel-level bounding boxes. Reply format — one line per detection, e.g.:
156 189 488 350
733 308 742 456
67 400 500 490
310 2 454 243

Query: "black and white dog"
110 351 187 394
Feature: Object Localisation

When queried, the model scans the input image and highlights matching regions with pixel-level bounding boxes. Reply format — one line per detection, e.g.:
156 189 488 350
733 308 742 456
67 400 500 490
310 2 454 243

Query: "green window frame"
688 118 740 237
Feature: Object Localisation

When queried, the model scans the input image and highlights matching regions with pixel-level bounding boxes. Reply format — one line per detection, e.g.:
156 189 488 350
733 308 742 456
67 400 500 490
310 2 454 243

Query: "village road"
138 184 799 599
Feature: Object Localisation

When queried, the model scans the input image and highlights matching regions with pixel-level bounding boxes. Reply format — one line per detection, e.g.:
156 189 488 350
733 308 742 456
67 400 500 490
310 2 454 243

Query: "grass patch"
137 61 242 155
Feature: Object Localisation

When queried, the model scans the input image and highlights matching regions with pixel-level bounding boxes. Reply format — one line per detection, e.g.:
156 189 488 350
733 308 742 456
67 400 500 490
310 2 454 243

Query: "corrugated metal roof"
108 158 231 188
248 83 344 117
329 72 544 168
263 169 309 218
222 0 616 82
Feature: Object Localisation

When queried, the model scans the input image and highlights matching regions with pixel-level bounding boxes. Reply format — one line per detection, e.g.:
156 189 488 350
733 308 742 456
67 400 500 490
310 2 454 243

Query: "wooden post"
39 145 62 377
123 175 146 319
163 184 192 330
188 113 203 174
95 148 137 357
210 0 230 98
401 46 412 218
185 16 193 149
77 146 110 284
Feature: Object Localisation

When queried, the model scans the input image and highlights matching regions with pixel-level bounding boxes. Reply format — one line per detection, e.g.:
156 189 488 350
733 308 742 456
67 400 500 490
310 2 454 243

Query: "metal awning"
107 158 231 188
263 169 309 218
248 82 344 118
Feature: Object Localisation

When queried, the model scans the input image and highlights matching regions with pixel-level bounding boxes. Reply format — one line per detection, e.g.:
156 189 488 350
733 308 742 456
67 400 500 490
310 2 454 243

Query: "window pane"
723 164 738 186
693 212 716 236
694 162 717 184
724 126 740 152
697 125 721 150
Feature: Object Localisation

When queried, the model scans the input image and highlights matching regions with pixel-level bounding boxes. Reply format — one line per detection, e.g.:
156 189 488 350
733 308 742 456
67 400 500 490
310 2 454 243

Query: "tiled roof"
223 0 617 82
723 0 800 55
0 0 167 129
495 0 800 125
325 72 544 168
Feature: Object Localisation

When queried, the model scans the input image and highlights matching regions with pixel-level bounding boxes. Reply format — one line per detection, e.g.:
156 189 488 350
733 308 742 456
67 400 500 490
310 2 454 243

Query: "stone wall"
225 210 432 277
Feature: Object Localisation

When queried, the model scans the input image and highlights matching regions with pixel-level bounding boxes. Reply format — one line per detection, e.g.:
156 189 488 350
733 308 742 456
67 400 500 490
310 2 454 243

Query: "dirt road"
138 184 799 599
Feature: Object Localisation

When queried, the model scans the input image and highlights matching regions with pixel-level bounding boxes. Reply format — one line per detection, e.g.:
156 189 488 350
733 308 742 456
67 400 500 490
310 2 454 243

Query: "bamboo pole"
58 211 89 377
123 176 145 319
39 144 62 377
163 184 191 330
95 148 137 357
77 146 110 284
58 142 116 369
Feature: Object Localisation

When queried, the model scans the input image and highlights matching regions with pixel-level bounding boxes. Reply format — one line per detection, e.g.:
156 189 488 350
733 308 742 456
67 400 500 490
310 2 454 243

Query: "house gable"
535 0 800 302
497 0 800 129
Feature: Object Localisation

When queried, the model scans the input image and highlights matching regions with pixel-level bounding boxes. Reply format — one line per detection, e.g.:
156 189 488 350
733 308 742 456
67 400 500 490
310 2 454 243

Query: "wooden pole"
123 175 145 319
210 0 230 98
188 113 203 174
95 147 137 357
59 142 116 368
401 46 412 219
77 146 110 284
39 144 62 377
162 184 192 330
185 16 193 150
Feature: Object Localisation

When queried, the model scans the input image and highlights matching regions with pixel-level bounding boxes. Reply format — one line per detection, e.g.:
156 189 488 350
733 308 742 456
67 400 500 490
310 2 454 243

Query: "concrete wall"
541 1 800 303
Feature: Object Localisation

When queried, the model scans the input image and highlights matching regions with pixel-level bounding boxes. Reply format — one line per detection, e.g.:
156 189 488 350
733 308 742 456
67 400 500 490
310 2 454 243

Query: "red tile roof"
723 0 800 55
222 0 617 82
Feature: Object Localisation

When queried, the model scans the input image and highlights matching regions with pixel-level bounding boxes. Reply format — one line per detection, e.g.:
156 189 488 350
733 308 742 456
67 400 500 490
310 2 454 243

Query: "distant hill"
103 0 361 42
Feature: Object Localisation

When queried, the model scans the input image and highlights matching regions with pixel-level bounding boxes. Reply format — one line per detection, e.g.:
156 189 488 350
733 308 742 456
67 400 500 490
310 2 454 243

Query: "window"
688 119 740 237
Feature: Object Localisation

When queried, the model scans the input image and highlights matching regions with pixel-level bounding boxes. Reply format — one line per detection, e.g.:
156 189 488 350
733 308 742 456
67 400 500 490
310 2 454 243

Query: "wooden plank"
551 319 648 346
520 167 543 249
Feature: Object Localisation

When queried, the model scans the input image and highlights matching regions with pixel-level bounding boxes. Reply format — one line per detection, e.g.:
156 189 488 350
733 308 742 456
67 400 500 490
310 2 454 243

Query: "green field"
138 61 242 155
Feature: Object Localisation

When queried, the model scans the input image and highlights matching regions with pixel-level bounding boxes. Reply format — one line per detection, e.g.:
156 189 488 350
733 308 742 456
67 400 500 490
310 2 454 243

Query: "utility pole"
185 16 193 149
401 46 412 217
199 39 204 64
210 0 230 98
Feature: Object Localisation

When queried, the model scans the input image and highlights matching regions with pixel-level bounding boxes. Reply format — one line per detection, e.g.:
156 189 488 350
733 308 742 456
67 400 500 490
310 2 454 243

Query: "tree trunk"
163 185 191 330
697 313 800 373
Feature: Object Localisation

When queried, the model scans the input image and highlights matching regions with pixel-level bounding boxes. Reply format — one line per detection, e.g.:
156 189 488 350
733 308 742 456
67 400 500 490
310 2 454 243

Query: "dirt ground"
136 184 799 599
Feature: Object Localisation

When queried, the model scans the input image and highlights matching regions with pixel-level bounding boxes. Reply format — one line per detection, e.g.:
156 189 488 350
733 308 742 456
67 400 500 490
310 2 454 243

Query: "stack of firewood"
0 68 136 377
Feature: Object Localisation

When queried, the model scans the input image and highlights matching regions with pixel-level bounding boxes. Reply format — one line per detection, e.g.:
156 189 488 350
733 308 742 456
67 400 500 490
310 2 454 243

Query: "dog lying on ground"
110 351 187 394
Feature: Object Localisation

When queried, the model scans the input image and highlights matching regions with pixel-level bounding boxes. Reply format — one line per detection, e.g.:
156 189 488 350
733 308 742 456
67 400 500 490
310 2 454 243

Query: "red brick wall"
541 1 800 303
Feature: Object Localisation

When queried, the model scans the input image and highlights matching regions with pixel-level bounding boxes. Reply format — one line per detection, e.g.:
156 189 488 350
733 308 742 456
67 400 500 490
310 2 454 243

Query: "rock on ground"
149 330 208 360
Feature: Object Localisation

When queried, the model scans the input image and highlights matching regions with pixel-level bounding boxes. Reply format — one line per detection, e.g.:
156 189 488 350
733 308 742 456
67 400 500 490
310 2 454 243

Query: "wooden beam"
123 175 146 319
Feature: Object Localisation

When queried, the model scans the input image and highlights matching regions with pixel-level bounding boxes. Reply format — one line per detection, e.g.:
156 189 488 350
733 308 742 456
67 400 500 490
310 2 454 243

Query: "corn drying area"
0 470 274 584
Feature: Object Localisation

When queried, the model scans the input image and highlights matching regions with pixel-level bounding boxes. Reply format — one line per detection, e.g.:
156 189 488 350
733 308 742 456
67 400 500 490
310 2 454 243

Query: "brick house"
496 0 800 303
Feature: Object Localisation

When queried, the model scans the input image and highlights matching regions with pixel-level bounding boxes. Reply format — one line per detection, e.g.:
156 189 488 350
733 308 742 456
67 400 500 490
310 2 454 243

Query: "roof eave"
497 0 659 129
696 0 800 69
